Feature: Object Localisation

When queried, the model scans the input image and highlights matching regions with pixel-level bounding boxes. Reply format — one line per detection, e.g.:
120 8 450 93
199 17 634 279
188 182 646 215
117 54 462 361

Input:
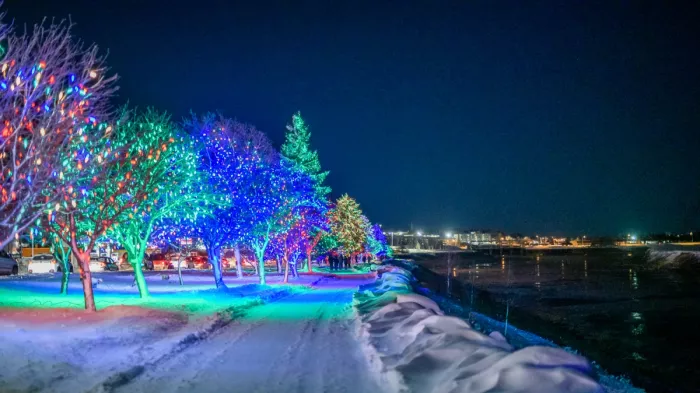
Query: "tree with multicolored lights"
280 112 330 272
185 113 276 288
328 194 369 264
108 110 217 298
0 21 117 250
264 203 325 282
296 204 329 272
45 106 178 311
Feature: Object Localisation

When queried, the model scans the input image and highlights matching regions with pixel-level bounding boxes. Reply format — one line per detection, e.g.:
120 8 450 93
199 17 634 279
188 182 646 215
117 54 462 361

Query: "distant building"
456 230 495 245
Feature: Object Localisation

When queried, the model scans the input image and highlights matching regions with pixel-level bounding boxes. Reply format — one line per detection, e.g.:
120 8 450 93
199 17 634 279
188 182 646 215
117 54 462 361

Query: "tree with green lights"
280 112 331 272
45 108 172 311
50 235 72 294
314 230 338 268
108 110 217 298
281 112 330 198
328 194 369 264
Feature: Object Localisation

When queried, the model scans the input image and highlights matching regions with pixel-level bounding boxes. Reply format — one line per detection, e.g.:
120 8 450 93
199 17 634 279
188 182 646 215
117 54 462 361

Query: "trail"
115 278 385 393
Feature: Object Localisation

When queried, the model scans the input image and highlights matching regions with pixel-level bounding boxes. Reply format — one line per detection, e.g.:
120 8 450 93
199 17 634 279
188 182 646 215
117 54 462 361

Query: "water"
409 249 700 392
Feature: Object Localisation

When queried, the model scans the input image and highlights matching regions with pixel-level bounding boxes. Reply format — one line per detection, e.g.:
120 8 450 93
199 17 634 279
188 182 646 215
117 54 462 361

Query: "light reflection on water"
415 249 700 392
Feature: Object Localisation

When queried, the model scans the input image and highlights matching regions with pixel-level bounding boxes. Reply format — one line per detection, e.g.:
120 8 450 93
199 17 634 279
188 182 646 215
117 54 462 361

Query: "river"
407 248 700 392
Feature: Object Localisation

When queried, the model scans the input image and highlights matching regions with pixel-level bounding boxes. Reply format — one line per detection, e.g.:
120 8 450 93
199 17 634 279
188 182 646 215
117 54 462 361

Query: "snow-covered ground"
114 277 385 393
1 265 643 393
0 273 385 393
354 265 607 393
0 270 327 295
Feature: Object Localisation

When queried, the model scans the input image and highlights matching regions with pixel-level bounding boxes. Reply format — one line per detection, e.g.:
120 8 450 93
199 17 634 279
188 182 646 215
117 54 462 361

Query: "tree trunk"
177 255 184 285
247 257 258 275
276 256 283 273
60 265 69 294
132 257 149 298
257 251 266 285
306 252 313 273
56 245 72 294
283 256 290 284
208 246 227 289
234 245 243 279
290 255 299 278
77 252 96 312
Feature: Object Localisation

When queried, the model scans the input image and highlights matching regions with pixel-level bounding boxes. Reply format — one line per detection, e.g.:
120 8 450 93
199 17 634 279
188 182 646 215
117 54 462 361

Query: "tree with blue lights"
246 158 317 285
185 113 276 288
366 223 392 260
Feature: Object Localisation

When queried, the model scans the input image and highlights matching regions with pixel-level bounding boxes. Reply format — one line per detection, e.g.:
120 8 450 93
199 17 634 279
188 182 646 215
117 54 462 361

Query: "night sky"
4 1 699 236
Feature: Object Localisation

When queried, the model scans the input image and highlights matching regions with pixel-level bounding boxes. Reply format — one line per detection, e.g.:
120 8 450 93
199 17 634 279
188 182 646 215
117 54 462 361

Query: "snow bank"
646 248 700 270
354 265 603 393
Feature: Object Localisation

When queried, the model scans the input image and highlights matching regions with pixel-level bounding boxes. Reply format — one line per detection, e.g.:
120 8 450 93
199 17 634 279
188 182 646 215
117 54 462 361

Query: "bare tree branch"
0 19 118 248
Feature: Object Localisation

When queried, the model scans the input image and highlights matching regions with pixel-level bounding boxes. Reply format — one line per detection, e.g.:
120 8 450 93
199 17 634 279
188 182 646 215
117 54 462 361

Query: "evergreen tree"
329 194 368 261
281 112 330 198
280 112 330 272
366 223 392 259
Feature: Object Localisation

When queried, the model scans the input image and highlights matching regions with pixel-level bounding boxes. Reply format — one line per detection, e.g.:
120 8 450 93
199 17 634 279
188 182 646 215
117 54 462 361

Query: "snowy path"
115 278 386 393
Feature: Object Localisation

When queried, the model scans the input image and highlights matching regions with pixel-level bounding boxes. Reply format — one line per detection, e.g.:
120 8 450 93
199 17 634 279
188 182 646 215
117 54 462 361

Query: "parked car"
143 256 154 271
119 254 154 271
0 250 19 275
27 254 58 274
149 253 172 270
166 252 184 269
186 251 209 270
89 256 119 272
222 250 237 270
56 260 74 273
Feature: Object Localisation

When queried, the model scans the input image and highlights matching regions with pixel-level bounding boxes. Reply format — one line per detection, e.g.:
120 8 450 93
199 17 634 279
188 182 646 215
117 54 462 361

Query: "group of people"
327 249 350 271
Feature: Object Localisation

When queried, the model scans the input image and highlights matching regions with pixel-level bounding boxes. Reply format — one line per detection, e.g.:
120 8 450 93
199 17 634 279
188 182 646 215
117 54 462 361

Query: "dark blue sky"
5 0 700 235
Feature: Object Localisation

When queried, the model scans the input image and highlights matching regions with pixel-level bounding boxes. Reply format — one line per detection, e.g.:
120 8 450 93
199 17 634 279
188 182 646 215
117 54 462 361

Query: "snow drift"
354 264 603 393
646 246 700 270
